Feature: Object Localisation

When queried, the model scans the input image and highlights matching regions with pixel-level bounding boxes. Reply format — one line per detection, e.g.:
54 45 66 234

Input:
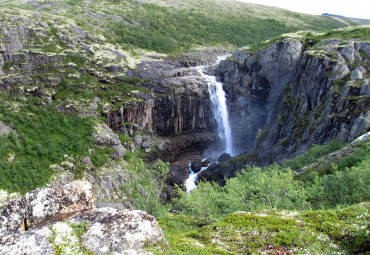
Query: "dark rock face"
218 40 303 154
107 61 218 164
218 153 231 162
191 160 202 173
107 91 215 137
218 39 370 164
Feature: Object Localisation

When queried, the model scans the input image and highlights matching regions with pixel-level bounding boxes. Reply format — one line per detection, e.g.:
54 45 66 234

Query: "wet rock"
167 160 191 186
191 160 202 173
218 153 231 162
69 208 168 254
201 158 212 167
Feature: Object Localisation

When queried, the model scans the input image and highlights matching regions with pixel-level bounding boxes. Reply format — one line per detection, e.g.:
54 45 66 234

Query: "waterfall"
185 162 210 193
185 57 234 192
197 62 234 156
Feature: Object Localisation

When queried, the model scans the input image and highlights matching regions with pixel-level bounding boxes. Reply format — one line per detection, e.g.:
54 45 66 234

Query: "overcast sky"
240 0 370 20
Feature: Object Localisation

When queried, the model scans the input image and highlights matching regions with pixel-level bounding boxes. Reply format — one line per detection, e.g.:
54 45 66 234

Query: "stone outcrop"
0 181 167 255
69 208 167 254
218 37 370 164
0 121 12 136
0 180 94 243
92 123 126 160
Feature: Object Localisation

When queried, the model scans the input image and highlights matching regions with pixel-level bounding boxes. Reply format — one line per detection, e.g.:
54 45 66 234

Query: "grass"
281 139 344 171
0 100 100 194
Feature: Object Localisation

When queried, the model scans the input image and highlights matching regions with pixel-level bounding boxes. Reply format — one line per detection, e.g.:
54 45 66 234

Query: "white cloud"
239 0 370 20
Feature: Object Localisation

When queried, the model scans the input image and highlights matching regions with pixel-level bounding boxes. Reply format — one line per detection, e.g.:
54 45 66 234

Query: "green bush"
175 164 309 222
308 160 370 209
125 159 169 217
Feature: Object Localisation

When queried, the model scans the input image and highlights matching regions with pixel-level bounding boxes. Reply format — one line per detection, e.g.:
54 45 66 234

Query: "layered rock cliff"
196 29 370 184
218 32 370 163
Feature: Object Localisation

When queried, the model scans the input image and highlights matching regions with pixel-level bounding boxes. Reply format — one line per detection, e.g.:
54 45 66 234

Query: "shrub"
125 159 169 217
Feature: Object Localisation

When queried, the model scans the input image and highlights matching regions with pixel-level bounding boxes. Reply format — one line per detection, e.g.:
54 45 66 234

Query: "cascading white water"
185 57 234 192
198 65 234 156
185 163 209 192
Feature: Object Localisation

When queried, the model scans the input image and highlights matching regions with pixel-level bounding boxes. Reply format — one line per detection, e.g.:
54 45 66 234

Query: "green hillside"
0 0 361 53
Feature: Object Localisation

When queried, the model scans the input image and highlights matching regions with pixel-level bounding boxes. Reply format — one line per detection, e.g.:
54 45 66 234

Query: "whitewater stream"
185 57 233 192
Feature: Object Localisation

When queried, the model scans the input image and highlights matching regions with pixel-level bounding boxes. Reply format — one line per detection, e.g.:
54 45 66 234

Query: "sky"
239 0 370 20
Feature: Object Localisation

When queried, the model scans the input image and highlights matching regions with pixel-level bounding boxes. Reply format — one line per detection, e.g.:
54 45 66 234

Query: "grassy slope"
0 0 361 53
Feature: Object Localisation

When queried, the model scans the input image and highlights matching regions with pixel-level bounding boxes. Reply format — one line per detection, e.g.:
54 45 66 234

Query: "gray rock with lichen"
0 181 94 244
0 121 12 136
350 69 363 80
92 124 126 159
0 181 166 255
69 208 168 254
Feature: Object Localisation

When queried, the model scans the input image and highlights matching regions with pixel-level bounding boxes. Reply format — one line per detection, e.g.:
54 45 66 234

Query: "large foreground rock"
0 181 167 254
70 208 168 254
0 180 94 243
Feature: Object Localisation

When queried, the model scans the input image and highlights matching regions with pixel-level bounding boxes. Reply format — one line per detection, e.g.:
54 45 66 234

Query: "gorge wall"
204 35 370 182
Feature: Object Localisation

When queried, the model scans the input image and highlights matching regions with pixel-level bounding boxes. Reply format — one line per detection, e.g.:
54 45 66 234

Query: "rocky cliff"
198 28 370 183
219 31 369 161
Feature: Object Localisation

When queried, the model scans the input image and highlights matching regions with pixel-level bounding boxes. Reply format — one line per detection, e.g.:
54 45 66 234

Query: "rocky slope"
0 180 167 254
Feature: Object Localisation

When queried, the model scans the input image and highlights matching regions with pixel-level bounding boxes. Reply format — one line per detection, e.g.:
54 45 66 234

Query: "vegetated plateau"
0 0 369 254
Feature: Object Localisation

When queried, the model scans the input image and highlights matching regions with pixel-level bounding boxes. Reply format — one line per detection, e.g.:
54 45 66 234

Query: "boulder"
218 153 231 162
92 124 121 147
92 124 126 160
111 144 127 160
0 181 167 255
69 208 168 254
191 160 202 173
0 226 54 255
0 180 94 243
350 69 363 81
